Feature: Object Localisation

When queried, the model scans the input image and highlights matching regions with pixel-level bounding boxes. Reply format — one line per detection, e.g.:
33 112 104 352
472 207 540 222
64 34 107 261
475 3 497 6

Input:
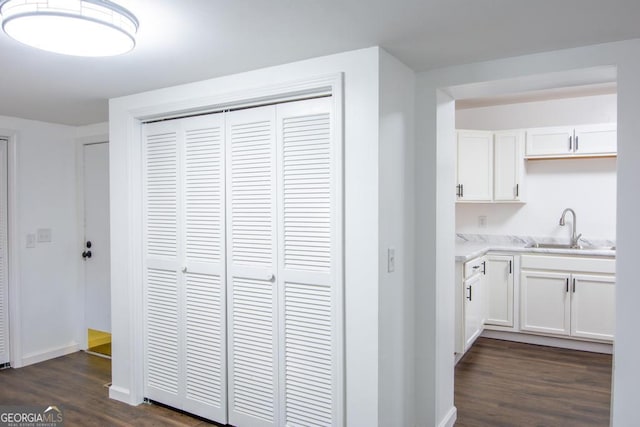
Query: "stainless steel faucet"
559 208 582 248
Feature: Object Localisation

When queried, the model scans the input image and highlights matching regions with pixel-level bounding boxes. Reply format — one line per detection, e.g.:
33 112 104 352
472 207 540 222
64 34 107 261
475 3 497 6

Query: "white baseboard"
482 330 613 354
438 406 457 427
109 385 133 404
20 343 79 367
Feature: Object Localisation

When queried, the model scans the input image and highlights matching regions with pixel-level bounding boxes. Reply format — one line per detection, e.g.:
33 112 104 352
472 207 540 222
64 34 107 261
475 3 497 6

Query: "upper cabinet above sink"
525 123 616 159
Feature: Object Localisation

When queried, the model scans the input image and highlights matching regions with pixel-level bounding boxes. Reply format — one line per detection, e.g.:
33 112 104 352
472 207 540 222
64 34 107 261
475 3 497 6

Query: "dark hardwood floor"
455 338 613 427
0 351 215 426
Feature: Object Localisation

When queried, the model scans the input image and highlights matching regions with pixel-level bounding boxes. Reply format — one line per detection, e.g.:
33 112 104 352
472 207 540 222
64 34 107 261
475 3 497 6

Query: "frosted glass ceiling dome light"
0 0 138 57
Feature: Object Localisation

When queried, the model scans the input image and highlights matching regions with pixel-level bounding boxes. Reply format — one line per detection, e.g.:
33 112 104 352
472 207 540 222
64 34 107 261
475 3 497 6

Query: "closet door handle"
182 266 188 273
572 278 576 293
267 273 275 282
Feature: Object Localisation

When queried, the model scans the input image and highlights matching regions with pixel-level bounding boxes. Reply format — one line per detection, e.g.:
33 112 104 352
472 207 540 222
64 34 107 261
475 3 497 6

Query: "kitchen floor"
455 338 612 426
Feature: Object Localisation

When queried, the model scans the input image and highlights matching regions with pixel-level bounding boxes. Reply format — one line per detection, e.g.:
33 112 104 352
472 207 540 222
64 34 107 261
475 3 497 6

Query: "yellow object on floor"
87 328 111 357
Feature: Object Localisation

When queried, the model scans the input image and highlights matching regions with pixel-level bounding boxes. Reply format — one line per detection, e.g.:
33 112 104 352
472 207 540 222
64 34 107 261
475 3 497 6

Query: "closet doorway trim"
121 73 344 423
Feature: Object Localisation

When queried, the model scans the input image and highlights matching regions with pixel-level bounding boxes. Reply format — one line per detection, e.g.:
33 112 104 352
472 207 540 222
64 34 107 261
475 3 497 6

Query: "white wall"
0 115 79 367
109 47 382 425
456 93 617 129
378 50 416 426
416 39 640 427
456 95 617 240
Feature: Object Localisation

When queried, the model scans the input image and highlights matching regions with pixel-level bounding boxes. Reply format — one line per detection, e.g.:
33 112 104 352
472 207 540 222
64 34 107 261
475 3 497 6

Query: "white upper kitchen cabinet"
456 130 493 202
525 126 573 157
573 124 617 156
525 123 616 158
493 131 524 202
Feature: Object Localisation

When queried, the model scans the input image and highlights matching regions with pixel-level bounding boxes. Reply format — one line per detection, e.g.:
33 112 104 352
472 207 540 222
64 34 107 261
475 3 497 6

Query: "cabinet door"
464 272 484 351
457 131 492 201
494 131 524 201
525 127 573 157
485 255 514 327
520 270 570 336
571 274 615 342
574 124 617 156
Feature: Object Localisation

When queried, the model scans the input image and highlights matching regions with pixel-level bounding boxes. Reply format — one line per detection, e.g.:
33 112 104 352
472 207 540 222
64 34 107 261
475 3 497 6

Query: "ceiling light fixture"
0 0 138 57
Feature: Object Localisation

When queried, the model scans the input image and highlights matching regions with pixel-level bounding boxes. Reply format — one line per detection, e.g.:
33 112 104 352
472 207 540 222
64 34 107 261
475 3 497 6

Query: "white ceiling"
1 0 639 126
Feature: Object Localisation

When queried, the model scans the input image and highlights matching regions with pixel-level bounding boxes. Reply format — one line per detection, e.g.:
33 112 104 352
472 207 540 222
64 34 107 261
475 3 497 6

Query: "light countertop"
455 241 615 262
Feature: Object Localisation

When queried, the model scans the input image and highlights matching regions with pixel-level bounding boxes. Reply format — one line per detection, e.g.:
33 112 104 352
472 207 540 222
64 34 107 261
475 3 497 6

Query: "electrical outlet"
388 248 396 273
26 233 36 248
37 228 52 243
478 215 487 228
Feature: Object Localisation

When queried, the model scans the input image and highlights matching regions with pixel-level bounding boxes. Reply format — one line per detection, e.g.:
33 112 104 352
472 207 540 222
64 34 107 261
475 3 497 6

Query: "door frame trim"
115 73 345 425
0 130 20 367
75 136 109 350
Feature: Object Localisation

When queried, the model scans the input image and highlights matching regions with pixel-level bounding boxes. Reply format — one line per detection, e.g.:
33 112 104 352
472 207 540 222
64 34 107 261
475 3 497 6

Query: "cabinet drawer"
521 254 615 274
464 257 485 278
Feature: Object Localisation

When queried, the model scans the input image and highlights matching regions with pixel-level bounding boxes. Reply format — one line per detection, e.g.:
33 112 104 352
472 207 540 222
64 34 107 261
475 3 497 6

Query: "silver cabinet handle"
182 266 187 273
575 136 579 152
569 136 573 151
267 273 275 282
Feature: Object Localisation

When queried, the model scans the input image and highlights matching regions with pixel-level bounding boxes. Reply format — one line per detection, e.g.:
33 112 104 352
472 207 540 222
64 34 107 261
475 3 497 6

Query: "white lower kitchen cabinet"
485 255 514 327
571 274 615 341
520 270 571 336
464 272 485 350
520 255 615 343
456 256 487 356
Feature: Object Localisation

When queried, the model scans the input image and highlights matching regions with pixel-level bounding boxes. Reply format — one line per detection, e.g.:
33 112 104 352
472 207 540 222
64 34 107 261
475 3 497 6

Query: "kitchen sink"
526 243 615 251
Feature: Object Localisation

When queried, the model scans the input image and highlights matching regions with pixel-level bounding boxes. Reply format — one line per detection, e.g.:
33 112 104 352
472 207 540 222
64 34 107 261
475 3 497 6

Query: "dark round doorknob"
82 250 92 259
86 241 92 248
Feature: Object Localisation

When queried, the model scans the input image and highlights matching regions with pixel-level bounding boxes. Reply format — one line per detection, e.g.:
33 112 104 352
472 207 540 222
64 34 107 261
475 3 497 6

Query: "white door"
83 143 111 336
525 126 573 157
574 124 617 155
493 131 523 201
143 115 228 423
226 105 279 427
485 255 514 327
276 97 339 426
0 139 8 365
571 274 615 342
457 131 493 201
520 270 571 336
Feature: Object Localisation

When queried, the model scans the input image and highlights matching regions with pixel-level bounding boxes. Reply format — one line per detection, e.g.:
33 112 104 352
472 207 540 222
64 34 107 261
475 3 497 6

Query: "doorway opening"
81 141 111 357
445 69 618 425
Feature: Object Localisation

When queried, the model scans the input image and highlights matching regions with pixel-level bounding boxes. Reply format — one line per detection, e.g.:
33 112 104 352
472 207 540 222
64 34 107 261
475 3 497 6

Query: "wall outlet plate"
37 228 52 243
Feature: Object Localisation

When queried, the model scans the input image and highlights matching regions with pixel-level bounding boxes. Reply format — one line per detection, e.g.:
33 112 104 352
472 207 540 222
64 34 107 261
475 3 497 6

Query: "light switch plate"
37 228 52 243
26 233 36 248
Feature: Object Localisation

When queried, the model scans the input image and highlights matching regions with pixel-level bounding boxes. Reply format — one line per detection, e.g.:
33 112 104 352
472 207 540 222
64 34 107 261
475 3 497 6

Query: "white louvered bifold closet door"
143 115 227 424
276 97 339 427
226 105 280 427
0 139 8 366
